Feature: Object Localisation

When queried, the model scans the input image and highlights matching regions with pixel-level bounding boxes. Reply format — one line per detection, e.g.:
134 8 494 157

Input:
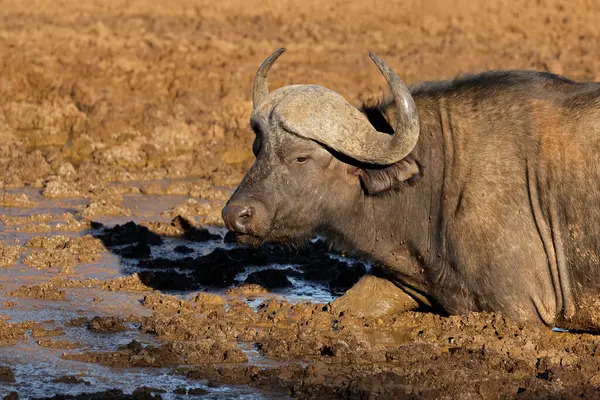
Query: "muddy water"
0 193 356 398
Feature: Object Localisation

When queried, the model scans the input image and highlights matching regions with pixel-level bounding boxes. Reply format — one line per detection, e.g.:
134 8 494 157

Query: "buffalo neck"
324 95 449 306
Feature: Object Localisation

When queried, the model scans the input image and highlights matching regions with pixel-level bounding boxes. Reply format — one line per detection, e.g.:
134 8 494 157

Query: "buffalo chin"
235 233 265 247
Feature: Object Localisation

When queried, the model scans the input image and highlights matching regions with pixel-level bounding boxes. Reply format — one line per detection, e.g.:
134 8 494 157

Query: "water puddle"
0 192 362 398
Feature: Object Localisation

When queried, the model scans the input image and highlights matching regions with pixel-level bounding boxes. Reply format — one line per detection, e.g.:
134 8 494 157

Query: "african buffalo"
222 48 600 327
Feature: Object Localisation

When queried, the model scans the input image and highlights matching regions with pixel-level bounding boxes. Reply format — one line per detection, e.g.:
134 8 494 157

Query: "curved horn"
364 53 420 164
252 48 285 109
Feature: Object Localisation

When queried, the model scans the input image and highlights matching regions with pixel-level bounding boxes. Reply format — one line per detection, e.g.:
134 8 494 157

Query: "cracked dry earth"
4 0 600 399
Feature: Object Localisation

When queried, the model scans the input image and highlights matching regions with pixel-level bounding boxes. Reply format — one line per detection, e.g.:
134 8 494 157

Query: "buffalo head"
222 48 422 246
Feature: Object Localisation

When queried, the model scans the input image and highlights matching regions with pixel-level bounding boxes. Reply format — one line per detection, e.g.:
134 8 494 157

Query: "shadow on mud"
91 216 368 297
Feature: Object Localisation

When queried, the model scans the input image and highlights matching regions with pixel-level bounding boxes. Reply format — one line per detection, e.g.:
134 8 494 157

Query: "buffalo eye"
294 156 310 164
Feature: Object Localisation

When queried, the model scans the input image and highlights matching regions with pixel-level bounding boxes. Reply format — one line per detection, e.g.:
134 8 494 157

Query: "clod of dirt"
23 235 104 271
42 178 83 199
31 327 65 338
0 191 35 207
191 292 225 313
88 316 127 333
99 273 154 292
3 392 18 400
140 220 185 237
31 388 163 400
81 196 131 217
0 243 22 267
8 283 67 301
226 284 269 297
173 245 193 254
187 388 209 396
137 271 199 291
51 375 91 385
0 365 15 382
141 293 197 315
95 221 163 246
65 317 89 327
63 339 247 367
114 241 151 259
4 213 91 233
161 199 225 227
170 215 221 242
244 269 293 289
330 275 419 318
37 339 82 349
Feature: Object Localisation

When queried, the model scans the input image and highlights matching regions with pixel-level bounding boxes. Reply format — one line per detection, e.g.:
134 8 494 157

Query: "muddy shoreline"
2 193 600 399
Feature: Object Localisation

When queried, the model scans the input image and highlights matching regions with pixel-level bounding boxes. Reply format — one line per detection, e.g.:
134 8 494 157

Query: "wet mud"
3 0 600 398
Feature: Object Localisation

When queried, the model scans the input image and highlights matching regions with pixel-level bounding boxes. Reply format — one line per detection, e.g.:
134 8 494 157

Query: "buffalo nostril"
238 207 254 219
222 204 255 234
234 206 254 233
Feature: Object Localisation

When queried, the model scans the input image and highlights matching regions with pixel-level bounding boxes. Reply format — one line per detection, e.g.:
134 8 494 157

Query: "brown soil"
23 235 104 272
2 0 600 398
36 338 83 349
7 283 67 301
0 320 34 346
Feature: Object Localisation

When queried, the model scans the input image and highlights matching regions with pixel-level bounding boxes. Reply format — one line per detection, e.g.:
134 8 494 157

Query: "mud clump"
226 283 269 297
114 241 151 259
32 388 164 400
88 316 127 333
331 275 419 318
0 320 32 346
140 292 225 315
51 375 91 385
2 213 90 233
42 178 83 199
0 365 15 382
99 273 154 292
244 269 293 289
23 235 104 271
8 282 67 301
37 338 82 349
136 270 198 291
3 392 18 400
81 196 131 217
63 339 247 367
31 327 65 338
173 387 208 396
161 199 225 227
95 221 163 246
0 191 35 207
173 245 194 254
0 243 22 267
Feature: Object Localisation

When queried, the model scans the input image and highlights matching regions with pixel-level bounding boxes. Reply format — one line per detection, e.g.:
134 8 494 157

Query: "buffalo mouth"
234 233 265 247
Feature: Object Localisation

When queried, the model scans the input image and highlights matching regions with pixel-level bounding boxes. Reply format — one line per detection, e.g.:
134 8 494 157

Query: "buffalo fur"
358 99 423 194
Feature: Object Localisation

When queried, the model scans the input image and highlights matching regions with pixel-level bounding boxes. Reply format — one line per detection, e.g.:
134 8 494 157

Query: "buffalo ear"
359 156 423 194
